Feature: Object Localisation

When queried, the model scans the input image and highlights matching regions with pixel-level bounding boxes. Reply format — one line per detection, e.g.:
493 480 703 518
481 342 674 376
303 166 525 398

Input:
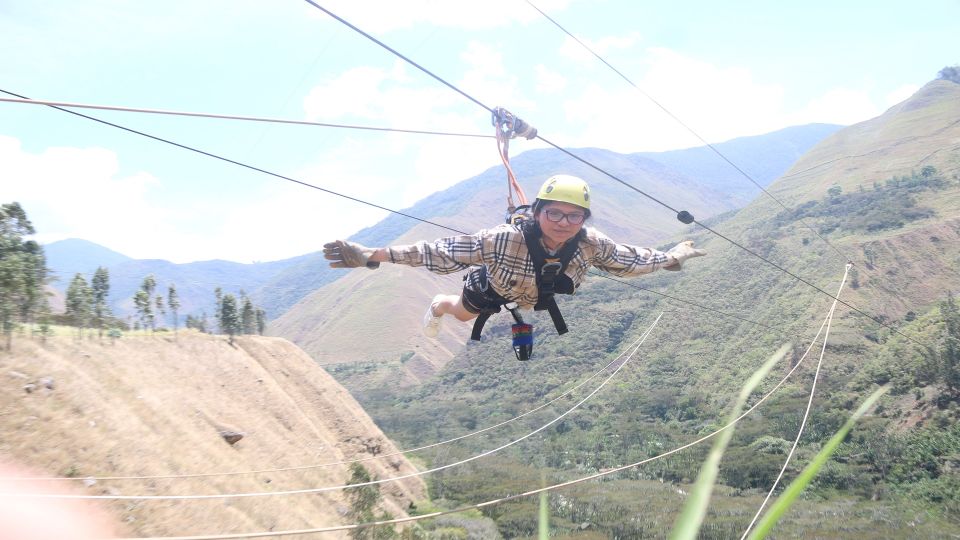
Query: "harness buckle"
540 261 563 294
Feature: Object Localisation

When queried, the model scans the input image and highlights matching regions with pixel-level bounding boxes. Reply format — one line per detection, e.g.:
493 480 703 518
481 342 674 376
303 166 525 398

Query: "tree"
65 273 92 338
828 183 843 198
219 293 241 344
344 464 396 540
0 202 48 350
185 314 207 333
155 295 165 329
214 287 223 333
133 290 152 333
137 275 157 331
255 308 267 335
939 65 960 84
167 284 181 337
241 296 256 335
942 293 960 396
91 266 111 339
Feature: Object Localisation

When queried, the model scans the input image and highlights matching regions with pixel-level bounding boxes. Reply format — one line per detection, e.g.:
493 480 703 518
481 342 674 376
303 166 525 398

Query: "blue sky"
2 0 957 263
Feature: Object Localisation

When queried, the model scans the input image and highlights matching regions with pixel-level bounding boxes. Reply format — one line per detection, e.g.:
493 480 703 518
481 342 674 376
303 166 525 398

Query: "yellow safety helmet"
536 175 591 209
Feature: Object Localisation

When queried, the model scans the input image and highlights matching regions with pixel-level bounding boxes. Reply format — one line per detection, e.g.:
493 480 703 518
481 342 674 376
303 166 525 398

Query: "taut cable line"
0 88 466 236
8 315 661 500
0 96 492 138
523 0 857 266
117 287 843 539
0 88 791 345
740 263 852 539
20 325 653 482
301 1 933 350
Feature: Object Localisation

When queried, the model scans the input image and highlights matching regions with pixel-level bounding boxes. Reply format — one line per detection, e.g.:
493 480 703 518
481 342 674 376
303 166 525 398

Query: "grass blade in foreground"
746 385 890 540
668 344 791 540
539 470 549 540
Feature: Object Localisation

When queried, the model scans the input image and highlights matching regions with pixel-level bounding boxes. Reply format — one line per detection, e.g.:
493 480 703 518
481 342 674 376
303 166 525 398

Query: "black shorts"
461 267 508 314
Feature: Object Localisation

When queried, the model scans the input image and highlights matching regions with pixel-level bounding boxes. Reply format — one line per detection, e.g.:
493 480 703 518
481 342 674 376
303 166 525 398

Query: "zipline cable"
116 286 843 539
0 88 464 236
1 88 788 344
22 324 653 482
588 270 790 336
740 263 852 539
301 1 933 351
9 314 661 500
523 0 857 266
0 97 492 138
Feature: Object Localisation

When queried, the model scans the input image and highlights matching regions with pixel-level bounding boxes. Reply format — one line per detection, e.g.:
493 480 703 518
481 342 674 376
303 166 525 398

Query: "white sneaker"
422 296 443 338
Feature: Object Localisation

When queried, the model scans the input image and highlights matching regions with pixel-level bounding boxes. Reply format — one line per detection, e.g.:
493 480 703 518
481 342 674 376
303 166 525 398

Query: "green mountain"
43 125 835 328
323 80 960 538
43 240 304 322
270 126 838 378
44 237 132 273
637 123 842 206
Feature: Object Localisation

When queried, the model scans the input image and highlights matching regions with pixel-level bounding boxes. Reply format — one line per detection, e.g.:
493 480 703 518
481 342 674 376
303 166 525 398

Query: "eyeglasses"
543 209 586 225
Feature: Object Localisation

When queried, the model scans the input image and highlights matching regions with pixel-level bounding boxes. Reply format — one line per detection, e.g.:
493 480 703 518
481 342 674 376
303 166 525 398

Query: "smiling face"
535 201 587 249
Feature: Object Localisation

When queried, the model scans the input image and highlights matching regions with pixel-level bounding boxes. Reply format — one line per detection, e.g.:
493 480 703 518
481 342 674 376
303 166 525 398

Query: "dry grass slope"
0 332 425 538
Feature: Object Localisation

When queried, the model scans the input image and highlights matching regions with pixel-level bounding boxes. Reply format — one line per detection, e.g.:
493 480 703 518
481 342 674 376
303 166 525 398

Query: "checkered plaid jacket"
387 223 672 309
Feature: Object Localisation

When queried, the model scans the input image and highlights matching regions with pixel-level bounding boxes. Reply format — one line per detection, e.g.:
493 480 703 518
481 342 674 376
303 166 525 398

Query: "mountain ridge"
43 123 840 330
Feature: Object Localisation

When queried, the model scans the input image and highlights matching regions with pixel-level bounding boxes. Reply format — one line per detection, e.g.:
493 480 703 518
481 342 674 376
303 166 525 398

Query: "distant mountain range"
43 123 840 324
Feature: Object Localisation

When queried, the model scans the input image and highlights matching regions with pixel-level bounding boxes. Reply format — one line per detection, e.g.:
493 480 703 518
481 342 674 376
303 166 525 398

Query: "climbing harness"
493 107 537 227
468 223 580 361
471 108 580 360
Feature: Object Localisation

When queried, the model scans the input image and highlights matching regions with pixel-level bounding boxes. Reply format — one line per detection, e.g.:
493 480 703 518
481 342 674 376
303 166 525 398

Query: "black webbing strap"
470 266 506 341
471 312 492 341
523 225 579 336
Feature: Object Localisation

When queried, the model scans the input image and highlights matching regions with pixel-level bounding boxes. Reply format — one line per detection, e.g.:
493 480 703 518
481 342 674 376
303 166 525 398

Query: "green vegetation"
770 167 948 236
345 464 398 540
940 65 960 85
747 386 889 539
213 288 267 343
0 202 48 350
65 273 93 337
91 266 111 338
333 154 960 537
670 345 787 540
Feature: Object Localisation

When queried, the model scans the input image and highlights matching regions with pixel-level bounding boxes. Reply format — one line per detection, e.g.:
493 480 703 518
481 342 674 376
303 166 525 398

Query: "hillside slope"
637 123 842 206
270 146 743 380
42 125 836 327
348 80 960 537
0 333 425 537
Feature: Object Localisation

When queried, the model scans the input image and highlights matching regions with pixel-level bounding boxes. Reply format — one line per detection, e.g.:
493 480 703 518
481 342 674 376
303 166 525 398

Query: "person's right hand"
322 240 380 269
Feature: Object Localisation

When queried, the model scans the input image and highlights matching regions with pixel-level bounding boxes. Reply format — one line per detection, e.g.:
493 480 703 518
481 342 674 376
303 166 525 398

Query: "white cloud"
535 64 568 94
458 41 529 108
303 66 395 119
884 84 920 107
558 31 643 64
302 0 574 33
300 43 529 212
559 48 788 151
0 135 387 264
553 46 914 152
789 88 880 126
0 135 174 254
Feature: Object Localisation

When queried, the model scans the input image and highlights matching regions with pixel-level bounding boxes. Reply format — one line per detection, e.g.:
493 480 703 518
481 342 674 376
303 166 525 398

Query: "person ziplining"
323 109 706 360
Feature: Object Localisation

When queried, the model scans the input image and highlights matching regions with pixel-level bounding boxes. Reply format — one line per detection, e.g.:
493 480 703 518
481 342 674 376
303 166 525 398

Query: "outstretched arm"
324 233 486 275
589 231 706 277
